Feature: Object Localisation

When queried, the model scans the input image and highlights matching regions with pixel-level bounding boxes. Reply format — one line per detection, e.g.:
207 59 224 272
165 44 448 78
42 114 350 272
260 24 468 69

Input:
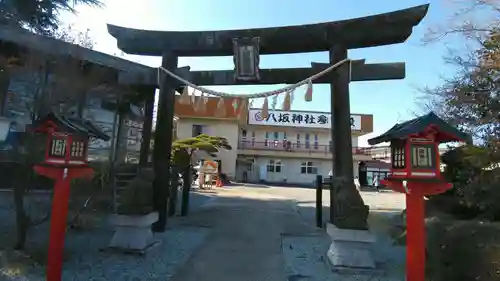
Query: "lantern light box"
33 112 110 167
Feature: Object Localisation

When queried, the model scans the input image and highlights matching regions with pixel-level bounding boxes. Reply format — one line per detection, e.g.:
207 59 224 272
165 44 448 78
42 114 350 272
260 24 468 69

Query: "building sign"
247 109 362 130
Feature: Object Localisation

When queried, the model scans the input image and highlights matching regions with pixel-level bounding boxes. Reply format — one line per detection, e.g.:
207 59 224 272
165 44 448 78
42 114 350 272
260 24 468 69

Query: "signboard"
247 109 362 130
201 160 219 174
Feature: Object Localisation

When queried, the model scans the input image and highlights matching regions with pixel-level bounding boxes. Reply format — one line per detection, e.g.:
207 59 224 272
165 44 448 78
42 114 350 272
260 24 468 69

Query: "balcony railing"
238 140 371 155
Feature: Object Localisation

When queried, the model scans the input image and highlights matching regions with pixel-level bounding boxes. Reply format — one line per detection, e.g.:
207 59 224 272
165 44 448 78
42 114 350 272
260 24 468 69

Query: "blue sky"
59 0 480 146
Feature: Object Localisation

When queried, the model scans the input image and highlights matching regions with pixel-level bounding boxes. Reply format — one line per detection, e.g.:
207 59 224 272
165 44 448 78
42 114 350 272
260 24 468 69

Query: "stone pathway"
170 189 311 281
171 186 406 281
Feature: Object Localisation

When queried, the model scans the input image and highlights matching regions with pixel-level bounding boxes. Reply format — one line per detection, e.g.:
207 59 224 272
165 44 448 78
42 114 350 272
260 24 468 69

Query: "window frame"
266 159 282 173
300 161 318 174
192 124 204 137
246 158 255 171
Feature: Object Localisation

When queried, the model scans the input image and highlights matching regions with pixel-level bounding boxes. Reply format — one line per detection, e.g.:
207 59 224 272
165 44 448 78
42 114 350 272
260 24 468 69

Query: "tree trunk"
181 167 192 217
168 167 179 217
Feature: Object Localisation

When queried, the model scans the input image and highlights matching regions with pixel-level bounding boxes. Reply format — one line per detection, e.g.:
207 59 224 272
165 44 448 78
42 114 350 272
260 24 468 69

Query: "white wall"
237 156 354 184
235 155 364 185
176 118 239 179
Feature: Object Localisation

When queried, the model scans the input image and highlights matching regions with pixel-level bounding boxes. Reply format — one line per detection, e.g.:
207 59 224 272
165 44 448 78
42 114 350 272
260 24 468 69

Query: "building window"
251 131 256 146
296 134 300 148
273 132 279 147
305 133 310 149
314 134 319 149
240 129 247 147
329 140 333 153
267 159 282 173
246 159 255 171
300 161 318 174
192 124 203 137
265 132 270 146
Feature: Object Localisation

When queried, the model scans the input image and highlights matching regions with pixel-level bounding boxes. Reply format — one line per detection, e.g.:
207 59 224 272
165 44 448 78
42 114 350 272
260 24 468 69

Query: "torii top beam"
107 4 429 57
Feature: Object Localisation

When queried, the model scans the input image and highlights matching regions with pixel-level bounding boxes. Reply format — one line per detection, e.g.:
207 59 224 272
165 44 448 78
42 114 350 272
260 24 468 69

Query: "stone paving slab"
169 189 308 281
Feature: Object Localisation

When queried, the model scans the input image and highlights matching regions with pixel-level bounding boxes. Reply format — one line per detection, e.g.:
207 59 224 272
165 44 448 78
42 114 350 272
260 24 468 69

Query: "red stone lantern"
32 112 110 281
368 112 469 281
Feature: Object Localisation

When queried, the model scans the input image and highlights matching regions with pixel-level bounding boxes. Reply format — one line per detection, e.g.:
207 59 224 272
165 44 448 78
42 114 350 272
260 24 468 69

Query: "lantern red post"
382 180 452 281
405 187 425 281
43 169 72 281
368 112 469 281
31 113 110 281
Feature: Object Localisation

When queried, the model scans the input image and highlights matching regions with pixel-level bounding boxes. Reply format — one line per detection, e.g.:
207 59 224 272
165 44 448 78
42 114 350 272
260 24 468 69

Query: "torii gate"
108 4 429 237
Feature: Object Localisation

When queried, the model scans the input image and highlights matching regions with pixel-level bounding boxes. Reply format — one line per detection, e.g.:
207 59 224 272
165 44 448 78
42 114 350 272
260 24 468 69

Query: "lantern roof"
34 112 111 141
368 112 470 145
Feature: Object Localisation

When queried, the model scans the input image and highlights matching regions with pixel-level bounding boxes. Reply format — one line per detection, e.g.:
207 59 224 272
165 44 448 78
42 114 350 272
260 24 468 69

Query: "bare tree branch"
423 0 500 45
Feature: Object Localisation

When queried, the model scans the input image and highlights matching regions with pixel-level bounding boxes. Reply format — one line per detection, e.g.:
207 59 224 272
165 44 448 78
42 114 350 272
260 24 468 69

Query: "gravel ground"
57 226 210 281
0 191 212 281
282 211 406 281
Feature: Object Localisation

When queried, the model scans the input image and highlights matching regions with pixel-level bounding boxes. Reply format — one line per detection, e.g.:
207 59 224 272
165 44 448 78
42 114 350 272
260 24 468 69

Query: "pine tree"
0 0 103 34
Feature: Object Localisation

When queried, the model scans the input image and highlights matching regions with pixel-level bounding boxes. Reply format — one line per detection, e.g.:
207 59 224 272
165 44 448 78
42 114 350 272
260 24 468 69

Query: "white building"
174 97 374 186
236 108 374 185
